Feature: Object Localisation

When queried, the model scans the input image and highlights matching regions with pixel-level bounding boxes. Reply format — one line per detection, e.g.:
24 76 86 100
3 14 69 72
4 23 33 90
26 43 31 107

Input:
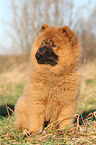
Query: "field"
0 57 96 144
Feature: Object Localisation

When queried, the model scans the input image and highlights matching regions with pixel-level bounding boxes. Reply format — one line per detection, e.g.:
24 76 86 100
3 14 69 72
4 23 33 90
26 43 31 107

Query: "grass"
0 59 96 144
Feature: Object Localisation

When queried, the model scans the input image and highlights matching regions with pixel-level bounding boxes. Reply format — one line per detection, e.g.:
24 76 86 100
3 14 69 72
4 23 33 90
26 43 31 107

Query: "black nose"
39 46 45 53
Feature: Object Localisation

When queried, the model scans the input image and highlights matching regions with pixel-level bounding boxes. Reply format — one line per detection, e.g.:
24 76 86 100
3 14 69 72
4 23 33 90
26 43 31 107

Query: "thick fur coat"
15 24 81 133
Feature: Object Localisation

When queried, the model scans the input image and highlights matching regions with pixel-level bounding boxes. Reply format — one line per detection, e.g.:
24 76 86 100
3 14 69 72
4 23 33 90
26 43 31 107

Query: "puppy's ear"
40 24 48 32
59 26 78 46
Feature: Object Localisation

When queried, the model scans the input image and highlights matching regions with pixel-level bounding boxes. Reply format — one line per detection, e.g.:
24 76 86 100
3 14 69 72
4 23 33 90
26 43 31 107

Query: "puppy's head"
31 24 81 75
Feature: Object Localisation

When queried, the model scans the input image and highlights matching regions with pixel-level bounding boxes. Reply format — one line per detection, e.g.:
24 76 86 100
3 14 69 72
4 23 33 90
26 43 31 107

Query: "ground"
0 57 96 144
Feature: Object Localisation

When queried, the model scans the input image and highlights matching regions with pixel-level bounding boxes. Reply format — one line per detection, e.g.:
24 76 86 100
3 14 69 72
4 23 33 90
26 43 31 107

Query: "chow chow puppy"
15 24 81 133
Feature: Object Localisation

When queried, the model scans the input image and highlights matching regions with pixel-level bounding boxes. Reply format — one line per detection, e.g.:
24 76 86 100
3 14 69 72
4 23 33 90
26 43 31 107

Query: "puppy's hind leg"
15 97 28 130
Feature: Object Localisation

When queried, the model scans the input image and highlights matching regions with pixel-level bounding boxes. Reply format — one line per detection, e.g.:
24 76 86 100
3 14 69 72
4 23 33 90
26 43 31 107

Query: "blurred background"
0 0 96 62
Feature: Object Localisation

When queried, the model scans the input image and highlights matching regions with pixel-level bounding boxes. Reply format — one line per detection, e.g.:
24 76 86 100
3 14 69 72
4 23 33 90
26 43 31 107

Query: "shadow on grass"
74 109 96 125
0 104 14 117
0 105 96 125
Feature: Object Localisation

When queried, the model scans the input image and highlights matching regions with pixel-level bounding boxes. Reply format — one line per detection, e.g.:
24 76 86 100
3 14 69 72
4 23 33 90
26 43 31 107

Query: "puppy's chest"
37 80 65 101
32 74 79 101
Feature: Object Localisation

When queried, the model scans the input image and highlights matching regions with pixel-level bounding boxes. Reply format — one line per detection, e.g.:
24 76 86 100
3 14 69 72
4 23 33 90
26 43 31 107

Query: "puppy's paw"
23 129 30 137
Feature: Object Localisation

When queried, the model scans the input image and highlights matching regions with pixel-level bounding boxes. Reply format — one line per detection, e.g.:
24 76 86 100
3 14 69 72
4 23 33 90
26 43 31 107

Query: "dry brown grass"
78 60 96 113
0 55 29 84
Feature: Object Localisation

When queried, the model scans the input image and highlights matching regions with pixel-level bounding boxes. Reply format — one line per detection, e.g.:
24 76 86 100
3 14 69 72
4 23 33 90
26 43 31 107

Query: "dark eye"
50 40 57 48
52 43 57 47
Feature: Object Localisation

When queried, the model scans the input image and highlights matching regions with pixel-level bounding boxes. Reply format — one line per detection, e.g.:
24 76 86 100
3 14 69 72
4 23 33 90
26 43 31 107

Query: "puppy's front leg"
26 104 45 133
58 101 76 129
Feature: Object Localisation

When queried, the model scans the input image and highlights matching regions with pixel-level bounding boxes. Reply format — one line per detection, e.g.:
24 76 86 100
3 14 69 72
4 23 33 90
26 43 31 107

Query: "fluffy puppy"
15 24 81 133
